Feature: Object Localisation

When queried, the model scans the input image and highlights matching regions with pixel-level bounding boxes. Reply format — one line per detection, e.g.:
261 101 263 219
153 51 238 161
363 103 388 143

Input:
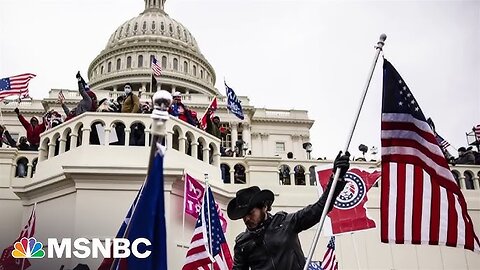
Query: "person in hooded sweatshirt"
61 71 97 121
14 108 45 151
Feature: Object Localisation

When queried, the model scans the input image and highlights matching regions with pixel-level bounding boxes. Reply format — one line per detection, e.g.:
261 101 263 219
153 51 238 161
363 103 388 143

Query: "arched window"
116 58 121 70
138 55 143 68
193 65 197 76
294 165 306 185
152 21 156 30
465 171 474 190
15 157 28 178
221 164 231 184
279 165 291 185
126 56 132 68
161 56 167 69
234 164 246 184
107 62 112 72
100 66 104 74
134 22 138 32
143 21 147 31
173 58 178 70
200 70 203 79
183 61 188 73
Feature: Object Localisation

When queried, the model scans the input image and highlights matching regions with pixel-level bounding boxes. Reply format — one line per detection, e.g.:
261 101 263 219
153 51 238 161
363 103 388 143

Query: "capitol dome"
88 0 218 96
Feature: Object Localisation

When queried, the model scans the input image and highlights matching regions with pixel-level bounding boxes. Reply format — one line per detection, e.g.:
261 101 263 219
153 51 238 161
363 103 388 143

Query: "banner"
317 167 380 235
184 173 227 232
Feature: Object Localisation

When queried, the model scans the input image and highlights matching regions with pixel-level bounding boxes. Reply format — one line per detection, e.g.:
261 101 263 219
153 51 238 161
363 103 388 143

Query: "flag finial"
144 0 166 12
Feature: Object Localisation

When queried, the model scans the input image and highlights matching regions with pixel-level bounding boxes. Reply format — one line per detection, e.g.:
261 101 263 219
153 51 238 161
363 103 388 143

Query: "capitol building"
0 1 479 269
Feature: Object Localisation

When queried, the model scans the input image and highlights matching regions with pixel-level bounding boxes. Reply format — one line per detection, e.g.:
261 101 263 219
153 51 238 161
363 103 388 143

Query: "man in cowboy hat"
227 151 350 270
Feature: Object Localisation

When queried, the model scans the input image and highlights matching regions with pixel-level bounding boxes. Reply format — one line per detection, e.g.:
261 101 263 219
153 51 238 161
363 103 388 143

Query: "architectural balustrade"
36 112 221 165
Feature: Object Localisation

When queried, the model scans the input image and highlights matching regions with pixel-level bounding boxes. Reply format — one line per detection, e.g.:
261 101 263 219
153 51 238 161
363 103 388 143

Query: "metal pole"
110 90 172 270
303 34 387 269
205 173 214 270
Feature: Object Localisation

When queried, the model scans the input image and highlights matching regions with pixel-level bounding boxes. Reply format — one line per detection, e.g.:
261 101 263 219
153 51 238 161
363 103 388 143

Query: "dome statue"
87 0 218 96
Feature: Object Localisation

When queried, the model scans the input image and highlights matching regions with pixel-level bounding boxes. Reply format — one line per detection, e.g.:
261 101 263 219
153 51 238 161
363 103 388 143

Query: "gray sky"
1 0 479 159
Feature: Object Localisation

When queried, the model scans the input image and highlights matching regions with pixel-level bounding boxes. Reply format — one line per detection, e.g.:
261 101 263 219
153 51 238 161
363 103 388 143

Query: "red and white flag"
200 97 218 130
320 236 338 270
0 205 36 270
473 124 480 141
184 173 228 232
183 187 233 270
381 59 479 252
317 168 380 235
0 73 36 101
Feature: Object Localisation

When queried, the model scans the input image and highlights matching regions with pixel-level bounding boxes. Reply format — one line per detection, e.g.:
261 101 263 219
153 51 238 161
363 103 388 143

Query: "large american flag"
320 236 338 270
0 73 36 101
380 59 480 252
152 57 162 77
183 186 233 270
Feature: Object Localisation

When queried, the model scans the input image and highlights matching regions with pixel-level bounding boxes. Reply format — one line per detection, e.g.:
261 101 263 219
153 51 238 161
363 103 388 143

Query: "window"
138 55 143 67
161 56 167 68
193 65 197 76
276 142 285 153
101 66 104 74
173 58 178 70
116 58 121 70
107 62 112 72
183 61 188 73
200 70 203 79
126 56 132 68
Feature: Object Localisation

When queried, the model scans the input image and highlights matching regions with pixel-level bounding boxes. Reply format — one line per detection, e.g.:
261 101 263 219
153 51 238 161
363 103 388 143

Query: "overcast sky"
1 0 479 159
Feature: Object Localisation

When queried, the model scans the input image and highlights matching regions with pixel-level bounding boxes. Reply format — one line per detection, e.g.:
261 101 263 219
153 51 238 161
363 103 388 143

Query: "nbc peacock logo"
12 237 45 259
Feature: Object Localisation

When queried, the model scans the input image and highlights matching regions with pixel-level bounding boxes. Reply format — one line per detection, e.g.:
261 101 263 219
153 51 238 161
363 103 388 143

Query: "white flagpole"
110 91 172 270
204 173 214 269
303 34 387 269
181 173 187 248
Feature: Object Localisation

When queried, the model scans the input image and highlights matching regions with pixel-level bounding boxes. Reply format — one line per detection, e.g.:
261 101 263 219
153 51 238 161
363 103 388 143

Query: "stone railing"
37 112 222 166
218 156 480 191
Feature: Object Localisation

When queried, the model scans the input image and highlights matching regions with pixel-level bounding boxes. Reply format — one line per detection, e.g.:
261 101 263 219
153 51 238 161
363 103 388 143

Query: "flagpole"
109 90 172 270
303 33 387 270
182 173 187 248
204 173 214 270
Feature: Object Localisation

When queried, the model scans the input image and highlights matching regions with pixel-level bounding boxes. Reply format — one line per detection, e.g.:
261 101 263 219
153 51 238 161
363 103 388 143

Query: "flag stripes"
152 57 162 77
0 73 36 101
380 59 480 252
320 236 338 270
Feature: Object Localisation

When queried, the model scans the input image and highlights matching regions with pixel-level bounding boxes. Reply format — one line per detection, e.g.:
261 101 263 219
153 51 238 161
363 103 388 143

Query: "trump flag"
317 167 380 235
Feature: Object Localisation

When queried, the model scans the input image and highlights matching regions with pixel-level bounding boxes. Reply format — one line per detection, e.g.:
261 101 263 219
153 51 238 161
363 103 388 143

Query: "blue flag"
225 81 244 120
103 144 168 270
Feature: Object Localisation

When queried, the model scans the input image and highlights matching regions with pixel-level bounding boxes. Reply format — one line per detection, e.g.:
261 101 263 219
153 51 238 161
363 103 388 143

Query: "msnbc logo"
12 237 45 259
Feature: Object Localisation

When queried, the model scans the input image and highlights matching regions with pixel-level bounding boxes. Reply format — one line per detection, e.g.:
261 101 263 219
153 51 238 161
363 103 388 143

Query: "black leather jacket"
233 179 346 270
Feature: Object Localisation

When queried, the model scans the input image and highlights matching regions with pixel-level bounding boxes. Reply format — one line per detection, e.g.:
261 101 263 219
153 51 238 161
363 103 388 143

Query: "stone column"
290 171 295 186
124 128 131 146
231 122 238 147
48 142 56 159
59 138 67 154
261 133 269 156
70 134 78 150
202 147 209 163
229 168 235 184
179 137 186 153
191 142 198 158
81 128 91 146
167 131 174 149
459 176 466 190
305 171 311 186
27 163 33 179
242 122 251 151
144 129 151 147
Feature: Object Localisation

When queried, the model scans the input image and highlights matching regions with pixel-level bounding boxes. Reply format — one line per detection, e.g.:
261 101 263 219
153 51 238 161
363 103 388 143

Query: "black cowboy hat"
227 186 274 220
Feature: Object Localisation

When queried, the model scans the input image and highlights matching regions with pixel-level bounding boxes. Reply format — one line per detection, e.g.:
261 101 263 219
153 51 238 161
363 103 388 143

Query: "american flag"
435 134 450 151
200 97 218 130
320 236 338 270
0 73 36 101
152 57 162 77
0 205 36 270
380 59 480 252
473 125 480 141
182 186 233 270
